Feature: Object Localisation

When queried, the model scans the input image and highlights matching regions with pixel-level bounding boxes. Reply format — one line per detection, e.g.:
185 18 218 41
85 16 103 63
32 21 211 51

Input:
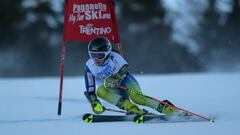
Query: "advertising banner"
63 0 120 43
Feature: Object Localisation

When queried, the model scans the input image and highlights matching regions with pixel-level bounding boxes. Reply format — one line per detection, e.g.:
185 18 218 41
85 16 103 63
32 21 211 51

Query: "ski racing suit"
84 51 160 113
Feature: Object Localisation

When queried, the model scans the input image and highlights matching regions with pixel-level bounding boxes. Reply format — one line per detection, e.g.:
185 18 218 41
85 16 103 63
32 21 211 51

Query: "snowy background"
1 1 240 134
1 73 240 135
1 0 240 77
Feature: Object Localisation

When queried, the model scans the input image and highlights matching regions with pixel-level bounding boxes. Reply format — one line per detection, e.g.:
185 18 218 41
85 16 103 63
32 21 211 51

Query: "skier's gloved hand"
104 74 121 89
104 78 119 89
91 99 105 114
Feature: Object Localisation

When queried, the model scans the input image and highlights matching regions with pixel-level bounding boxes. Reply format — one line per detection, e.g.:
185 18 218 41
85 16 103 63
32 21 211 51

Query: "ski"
133 114 214 124
82 113 135 123
82 113 215 123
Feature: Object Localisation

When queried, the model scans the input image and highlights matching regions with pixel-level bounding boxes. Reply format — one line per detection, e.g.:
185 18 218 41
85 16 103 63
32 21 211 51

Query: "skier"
84 37 179 115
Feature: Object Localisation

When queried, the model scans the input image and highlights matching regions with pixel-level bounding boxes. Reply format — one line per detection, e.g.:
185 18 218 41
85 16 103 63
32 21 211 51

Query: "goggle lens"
90 52 106 60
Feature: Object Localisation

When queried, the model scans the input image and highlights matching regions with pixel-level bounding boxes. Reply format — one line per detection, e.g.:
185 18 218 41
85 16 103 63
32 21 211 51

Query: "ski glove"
104 73 122 89
91 99 105 114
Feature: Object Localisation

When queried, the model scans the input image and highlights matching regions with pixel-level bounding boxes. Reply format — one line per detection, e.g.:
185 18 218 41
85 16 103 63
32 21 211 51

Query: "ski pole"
117 85 214 122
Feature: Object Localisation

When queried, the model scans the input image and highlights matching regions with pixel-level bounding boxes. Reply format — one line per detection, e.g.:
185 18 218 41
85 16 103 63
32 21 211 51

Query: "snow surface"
0 73 240 135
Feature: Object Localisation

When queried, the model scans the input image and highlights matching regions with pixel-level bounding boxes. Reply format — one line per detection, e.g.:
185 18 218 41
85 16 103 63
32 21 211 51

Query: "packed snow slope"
0 73 240 135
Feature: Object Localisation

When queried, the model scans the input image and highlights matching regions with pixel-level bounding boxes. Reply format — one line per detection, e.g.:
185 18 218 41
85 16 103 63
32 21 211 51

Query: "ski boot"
117 97 148 115
156 100 181 116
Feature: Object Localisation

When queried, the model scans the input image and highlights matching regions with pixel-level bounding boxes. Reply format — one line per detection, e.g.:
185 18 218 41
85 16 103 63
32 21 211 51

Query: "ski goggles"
89 51 108 60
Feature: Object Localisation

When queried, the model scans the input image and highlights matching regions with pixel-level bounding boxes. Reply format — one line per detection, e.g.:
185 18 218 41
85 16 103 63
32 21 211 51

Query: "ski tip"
209 119 215 123
82 113 93 123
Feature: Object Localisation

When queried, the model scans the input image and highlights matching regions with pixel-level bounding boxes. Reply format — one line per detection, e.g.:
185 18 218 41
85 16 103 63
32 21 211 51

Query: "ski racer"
84 36 180 115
